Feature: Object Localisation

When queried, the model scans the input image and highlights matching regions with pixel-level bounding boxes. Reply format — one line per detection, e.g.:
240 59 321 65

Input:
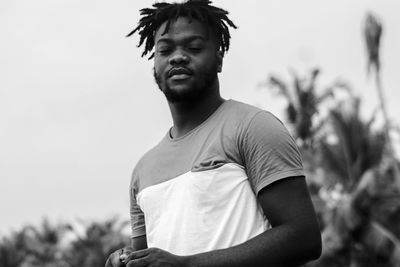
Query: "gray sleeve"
130 172 146 238
240 111 304 194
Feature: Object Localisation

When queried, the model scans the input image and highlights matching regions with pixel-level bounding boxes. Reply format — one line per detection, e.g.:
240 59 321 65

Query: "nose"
168 49 189 65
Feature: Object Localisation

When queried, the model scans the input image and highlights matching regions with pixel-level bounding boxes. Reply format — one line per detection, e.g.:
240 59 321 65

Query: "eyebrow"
156 35 207 45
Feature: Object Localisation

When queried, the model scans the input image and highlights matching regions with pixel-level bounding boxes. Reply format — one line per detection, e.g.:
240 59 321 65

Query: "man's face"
153 17 223 103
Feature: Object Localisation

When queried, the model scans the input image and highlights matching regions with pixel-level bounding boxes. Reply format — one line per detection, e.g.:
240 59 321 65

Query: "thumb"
105 257 115 267
105 250 124 267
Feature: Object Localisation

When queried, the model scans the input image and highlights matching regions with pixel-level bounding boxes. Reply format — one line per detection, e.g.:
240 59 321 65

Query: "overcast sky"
1 0 399 235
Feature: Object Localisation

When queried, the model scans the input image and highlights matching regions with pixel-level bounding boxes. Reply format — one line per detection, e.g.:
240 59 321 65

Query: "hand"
105 247 134 267
124 247 187 267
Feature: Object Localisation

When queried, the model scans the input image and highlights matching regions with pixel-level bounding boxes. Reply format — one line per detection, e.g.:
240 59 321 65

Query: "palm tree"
266 68 349 147
310 97 400 267
317 97 385 190
364 12 400 189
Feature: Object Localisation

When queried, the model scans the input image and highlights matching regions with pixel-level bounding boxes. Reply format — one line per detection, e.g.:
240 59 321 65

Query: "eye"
187 41 204 52
157 46 172 55
188 46 202 52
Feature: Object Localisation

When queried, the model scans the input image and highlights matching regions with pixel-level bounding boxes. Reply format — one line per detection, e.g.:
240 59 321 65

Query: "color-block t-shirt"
130 100 304 255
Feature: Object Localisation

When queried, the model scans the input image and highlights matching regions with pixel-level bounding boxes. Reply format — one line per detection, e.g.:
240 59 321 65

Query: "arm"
131 235 148 251
105 175 148 267
185 176 322 266
125 176 321 267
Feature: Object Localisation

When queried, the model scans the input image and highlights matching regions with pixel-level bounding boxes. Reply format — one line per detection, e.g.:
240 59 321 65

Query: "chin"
168 84 192 94
162 86 203 103
156 74 216 103
164 91 197 103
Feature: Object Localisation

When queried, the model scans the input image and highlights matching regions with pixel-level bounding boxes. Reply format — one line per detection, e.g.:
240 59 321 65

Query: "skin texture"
105 17 322 267
152 17 222 104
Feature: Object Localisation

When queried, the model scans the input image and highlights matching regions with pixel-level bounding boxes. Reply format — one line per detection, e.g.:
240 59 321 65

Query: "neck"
168 83 224 139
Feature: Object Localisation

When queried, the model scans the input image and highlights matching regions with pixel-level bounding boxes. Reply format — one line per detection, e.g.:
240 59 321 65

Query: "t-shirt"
130 99 304 255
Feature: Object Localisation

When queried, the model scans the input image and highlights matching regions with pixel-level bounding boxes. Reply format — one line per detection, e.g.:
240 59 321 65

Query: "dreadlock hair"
127 0 237 59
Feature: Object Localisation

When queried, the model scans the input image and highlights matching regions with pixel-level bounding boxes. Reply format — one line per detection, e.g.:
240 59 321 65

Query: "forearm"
130 235 148 251
184 223 321 267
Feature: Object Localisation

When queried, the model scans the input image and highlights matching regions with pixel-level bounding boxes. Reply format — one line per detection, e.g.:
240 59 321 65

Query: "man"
106 0 321 266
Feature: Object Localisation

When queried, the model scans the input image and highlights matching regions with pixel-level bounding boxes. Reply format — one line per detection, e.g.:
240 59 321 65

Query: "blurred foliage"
268 68 350 148
267 69 400 266
266 10 400 266
364 12 382 74
0 217 130 267
318 97 385 191
309 97 400 267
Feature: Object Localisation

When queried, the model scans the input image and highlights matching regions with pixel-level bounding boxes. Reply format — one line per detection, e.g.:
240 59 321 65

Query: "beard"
153 61 218 103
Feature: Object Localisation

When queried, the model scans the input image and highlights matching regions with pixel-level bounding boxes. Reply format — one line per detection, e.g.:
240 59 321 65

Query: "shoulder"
224 99 263 118
223 100 287 138
130 135 169 188
224 100 281 124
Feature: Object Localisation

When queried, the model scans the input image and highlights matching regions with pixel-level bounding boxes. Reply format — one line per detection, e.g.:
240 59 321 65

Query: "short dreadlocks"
127 0 237 59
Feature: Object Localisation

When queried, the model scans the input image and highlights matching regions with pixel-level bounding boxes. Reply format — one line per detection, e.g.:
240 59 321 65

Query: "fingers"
122 246 134 254
124 248 180 267
124 248 150 263
126 257 149 267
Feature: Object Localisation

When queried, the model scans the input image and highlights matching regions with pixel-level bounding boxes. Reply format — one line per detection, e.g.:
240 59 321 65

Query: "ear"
216 51 223 73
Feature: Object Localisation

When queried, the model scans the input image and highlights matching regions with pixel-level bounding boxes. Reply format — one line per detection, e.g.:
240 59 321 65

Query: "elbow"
292 223 322 264
309 231 322 261
299 214 323 262
304 226 322 262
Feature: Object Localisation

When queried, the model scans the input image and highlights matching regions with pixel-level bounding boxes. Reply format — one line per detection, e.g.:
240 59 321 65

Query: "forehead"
154 17 211 42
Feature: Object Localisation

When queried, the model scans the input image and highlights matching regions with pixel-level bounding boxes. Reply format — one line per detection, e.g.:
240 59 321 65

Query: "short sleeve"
240 111 304 194
130 172 146 238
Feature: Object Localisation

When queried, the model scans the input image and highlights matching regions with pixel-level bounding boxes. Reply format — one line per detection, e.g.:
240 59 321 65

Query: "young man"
106 1 321 266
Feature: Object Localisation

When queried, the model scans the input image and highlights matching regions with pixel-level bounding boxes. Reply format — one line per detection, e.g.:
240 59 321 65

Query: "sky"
1 0 399 236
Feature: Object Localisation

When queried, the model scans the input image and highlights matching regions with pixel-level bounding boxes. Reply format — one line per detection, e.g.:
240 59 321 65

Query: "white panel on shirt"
137 163 269 256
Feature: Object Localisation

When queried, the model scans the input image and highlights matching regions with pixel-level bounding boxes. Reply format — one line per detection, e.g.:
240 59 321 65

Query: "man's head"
128 0 237 103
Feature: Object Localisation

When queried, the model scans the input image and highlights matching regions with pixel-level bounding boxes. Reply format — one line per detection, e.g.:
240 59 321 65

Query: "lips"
168 67 193 78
